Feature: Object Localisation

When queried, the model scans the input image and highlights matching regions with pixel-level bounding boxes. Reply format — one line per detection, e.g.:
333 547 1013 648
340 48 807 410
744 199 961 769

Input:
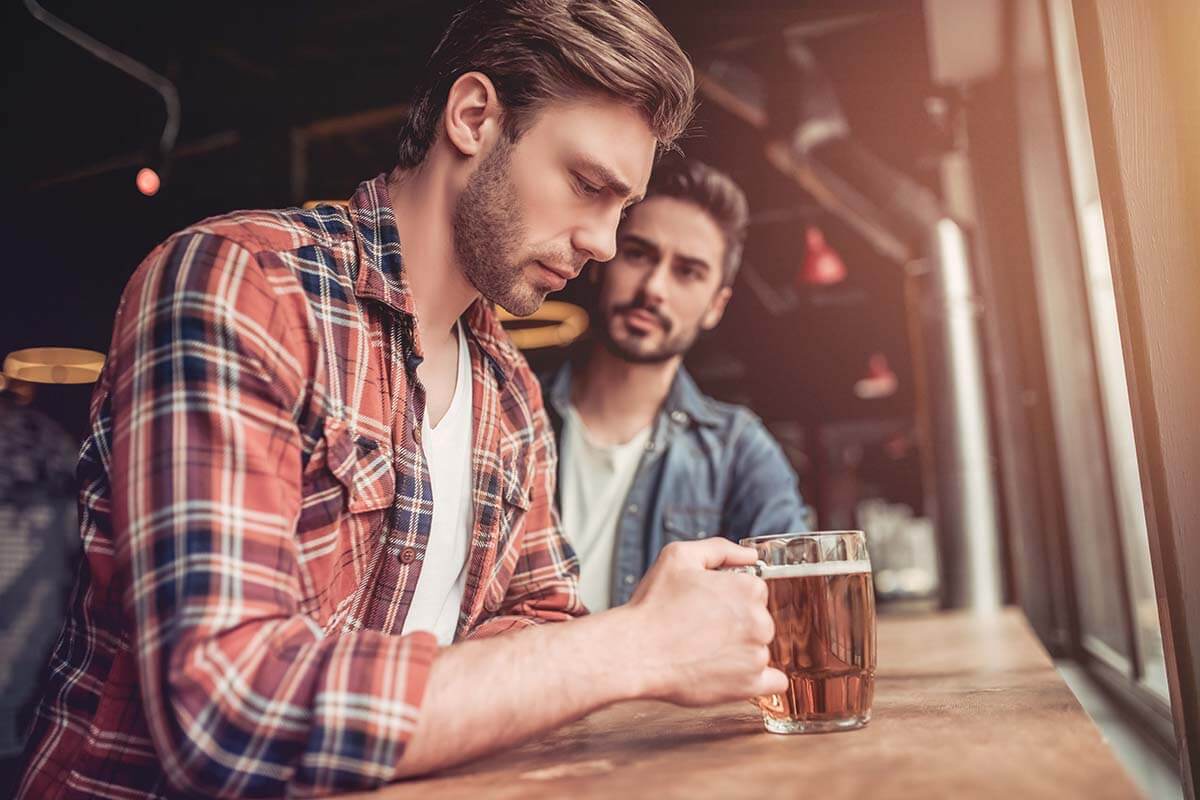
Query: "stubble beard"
452 138 543 316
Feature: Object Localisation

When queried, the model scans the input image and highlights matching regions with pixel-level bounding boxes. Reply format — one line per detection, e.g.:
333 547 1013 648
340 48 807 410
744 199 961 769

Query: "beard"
452 138 545 316
598 297 702 364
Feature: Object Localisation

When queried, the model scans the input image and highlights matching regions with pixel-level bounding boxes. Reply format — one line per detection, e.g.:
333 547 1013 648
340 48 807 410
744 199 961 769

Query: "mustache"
613 300 671 332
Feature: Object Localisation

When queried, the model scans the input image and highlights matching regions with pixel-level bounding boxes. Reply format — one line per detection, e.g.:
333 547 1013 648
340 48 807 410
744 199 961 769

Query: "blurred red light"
136 167 160 197
798 226 847 287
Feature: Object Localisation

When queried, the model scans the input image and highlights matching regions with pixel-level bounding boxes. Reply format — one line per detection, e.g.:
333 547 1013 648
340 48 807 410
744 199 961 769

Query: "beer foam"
759 560 872 579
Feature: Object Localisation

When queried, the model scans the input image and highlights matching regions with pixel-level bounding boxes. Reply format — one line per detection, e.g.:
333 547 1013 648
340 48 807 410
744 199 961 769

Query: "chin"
494 287 545 317
607 337 654 362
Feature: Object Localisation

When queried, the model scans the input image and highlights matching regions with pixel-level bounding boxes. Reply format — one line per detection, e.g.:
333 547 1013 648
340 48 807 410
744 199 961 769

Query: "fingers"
753 606 776 646
720 571 770 609
659 538 758 570
755 666 790 697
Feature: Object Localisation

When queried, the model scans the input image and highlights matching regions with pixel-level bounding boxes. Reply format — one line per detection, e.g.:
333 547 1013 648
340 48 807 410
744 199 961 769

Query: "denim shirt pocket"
662 505 723 542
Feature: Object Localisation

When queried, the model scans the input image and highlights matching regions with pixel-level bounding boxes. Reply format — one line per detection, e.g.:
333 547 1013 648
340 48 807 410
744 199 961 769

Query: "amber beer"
755 560 875 732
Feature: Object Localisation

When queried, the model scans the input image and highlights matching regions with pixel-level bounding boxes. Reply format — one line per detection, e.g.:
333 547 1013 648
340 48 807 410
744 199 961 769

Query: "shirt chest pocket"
296 417 396 617
662 505 723 543
482 454 535 612
299 418 396 524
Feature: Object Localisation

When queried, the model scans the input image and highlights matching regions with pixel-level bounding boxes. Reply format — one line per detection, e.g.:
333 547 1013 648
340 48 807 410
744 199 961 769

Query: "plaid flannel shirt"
17 175 583 799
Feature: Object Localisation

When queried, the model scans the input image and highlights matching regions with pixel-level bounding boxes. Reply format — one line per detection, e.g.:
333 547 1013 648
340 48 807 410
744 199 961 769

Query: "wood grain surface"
340 609 1142 799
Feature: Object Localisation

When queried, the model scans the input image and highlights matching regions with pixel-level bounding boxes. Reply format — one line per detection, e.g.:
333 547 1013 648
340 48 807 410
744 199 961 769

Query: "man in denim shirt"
543 158 808 611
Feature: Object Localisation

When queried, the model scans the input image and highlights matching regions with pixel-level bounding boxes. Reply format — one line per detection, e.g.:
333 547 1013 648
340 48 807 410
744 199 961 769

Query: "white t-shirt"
402 321 474 645
558 405 651 612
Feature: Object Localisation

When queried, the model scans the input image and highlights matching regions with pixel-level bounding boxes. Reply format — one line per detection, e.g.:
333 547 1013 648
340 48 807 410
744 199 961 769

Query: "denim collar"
547 357 722 429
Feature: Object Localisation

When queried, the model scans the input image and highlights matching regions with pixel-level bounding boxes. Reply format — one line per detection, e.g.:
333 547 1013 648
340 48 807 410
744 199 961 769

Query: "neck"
387 164 480 353
571 343 680 445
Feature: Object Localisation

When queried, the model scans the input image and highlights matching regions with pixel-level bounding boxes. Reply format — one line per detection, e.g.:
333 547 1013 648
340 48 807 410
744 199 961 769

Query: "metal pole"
924 218 1004 611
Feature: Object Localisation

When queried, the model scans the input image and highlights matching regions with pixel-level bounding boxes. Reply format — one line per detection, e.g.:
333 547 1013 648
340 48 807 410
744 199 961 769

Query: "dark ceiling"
10 0 931 188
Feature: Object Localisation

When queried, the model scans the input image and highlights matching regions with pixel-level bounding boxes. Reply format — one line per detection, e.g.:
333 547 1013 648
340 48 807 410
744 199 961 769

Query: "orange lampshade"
495 301 588 350
3 347 105 384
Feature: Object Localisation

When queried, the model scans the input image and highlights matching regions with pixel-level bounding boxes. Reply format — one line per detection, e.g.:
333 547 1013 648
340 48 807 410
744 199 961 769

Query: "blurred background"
3 1 1197 797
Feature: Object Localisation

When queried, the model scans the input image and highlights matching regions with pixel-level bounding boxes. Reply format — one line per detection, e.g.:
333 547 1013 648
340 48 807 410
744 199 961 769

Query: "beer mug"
741 531 876 734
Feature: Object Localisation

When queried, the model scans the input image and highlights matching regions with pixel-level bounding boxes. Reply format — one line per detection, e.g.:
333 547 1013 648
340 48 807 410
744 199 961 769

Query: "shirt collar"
664 366 722 427
550 357 721 428
348 174 416 318
346 173 519 384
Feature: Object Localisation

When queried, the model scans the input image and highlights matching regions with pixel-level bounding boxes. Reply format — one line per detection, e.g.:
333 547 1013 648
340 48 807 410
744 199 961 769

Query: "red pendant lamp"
798 225 847 287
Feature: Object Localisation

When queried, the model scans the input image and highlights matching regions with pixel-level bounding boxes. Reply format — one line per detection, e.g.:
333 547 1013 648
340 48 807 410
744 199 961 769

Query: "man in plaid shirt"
18 2 786 797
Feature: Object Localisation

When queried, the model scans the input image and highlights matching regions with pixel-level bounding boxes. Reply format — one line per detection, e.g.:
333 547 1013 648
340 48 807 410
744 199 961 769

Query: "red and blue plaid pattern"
17 175 582 798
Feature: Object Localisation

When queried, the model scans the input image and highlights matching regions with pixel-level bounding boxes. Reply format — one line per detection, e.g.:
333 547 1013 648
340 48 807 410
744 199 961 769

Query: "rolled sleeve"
110 231 436 796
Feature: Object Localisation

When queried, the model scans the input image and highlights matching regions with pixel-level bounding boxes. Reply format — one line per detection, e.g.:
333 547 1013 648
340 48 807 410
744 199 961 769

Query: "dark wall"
7 1 935 520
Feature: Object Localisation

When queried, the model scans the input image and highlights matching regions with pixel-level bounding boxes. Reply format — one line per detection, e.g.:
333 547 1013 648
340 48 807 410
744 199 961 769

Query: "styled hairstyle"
639 157 750 286
395 0 695 169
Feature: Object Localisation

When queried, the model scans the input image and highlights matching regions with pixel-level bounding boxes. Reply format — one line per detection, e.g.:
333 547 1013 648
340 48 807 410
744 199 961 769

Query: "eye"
620 244 652 263
575 175 603 197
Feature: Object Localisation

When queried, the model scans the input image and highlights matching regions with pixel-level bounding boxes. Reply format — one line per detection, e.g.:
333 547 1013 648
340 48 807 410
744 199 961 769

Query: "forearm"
395 605 644 777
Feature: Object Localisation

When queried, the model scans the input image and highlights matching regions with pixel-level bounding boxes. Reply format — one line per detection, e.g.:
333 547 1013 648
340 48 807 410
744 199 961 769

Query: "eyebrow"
577 158 643 206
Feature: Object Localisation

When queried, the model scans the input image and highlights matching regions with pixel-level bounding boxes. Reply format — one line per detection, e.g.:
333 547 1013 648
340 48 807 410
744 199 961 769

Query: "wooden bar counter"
344 609 1142 799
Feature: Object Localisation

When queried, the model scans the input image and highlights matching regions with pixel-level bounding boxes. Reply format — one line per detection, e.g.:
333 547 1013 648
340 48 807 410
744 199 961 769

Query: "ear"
700 285 732 331
442 71 503 158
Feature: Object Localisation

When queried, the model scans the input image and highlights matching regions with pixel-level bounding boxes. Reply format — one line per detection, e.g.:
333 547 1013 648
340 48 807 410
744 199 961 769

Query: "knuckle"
754 577 769 603
734 573 760 595
758 611 776 643
661 541 685 561
755 645 770 670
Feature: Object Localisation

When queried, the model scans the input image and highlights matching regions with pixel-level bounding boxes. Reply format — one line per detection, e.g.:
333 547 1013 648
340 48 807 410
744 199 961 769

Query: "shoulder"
689 393 785 464
692 392 762 437
184 204 353 258
130 205 357 316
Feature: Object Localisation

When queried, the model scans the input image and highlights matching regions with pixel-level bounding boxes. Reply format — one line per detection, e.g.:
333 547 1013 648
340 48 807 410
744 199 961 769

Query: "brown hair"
640 156 750 286
395 0 695 169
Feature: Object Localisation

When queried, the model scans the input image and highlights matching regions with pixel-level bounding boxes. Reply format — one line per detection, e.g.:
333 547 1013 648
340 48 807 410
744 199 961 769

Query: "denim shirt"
542 361 809 606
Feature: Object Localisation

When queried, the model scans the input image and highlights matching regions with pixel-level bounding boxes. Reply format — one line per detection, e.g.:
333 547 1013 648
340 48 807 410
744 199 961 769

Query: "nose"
640 258 671 305
572 208 621 264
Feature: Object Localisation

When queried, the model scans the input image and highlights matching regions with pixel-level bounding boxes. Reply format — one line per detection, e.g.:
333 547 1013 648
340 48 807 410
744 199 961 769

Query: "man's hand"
623 538 787 706
395 538 786 777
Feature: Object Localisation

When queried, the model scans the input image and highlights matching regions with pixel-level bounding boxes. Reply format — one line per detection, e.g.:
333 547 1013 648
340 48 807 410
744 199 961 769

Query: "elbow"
150 659 294 797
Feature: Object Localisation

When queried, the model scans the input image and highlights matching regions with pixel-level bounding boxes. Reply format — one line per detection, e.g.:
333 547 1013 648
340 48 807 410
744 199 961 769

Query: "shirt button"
627 503 639 515
398 547 417 564
670 410 688 425
623 575 635 586
644 439 656 452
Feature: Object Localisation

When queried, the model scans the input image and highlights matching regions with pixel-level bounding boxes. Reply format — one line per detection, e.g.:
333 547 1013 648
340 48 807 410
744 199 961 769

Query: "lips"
535 260 583 292
537 261 578 281
620 307 666 333
534 261 569 291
